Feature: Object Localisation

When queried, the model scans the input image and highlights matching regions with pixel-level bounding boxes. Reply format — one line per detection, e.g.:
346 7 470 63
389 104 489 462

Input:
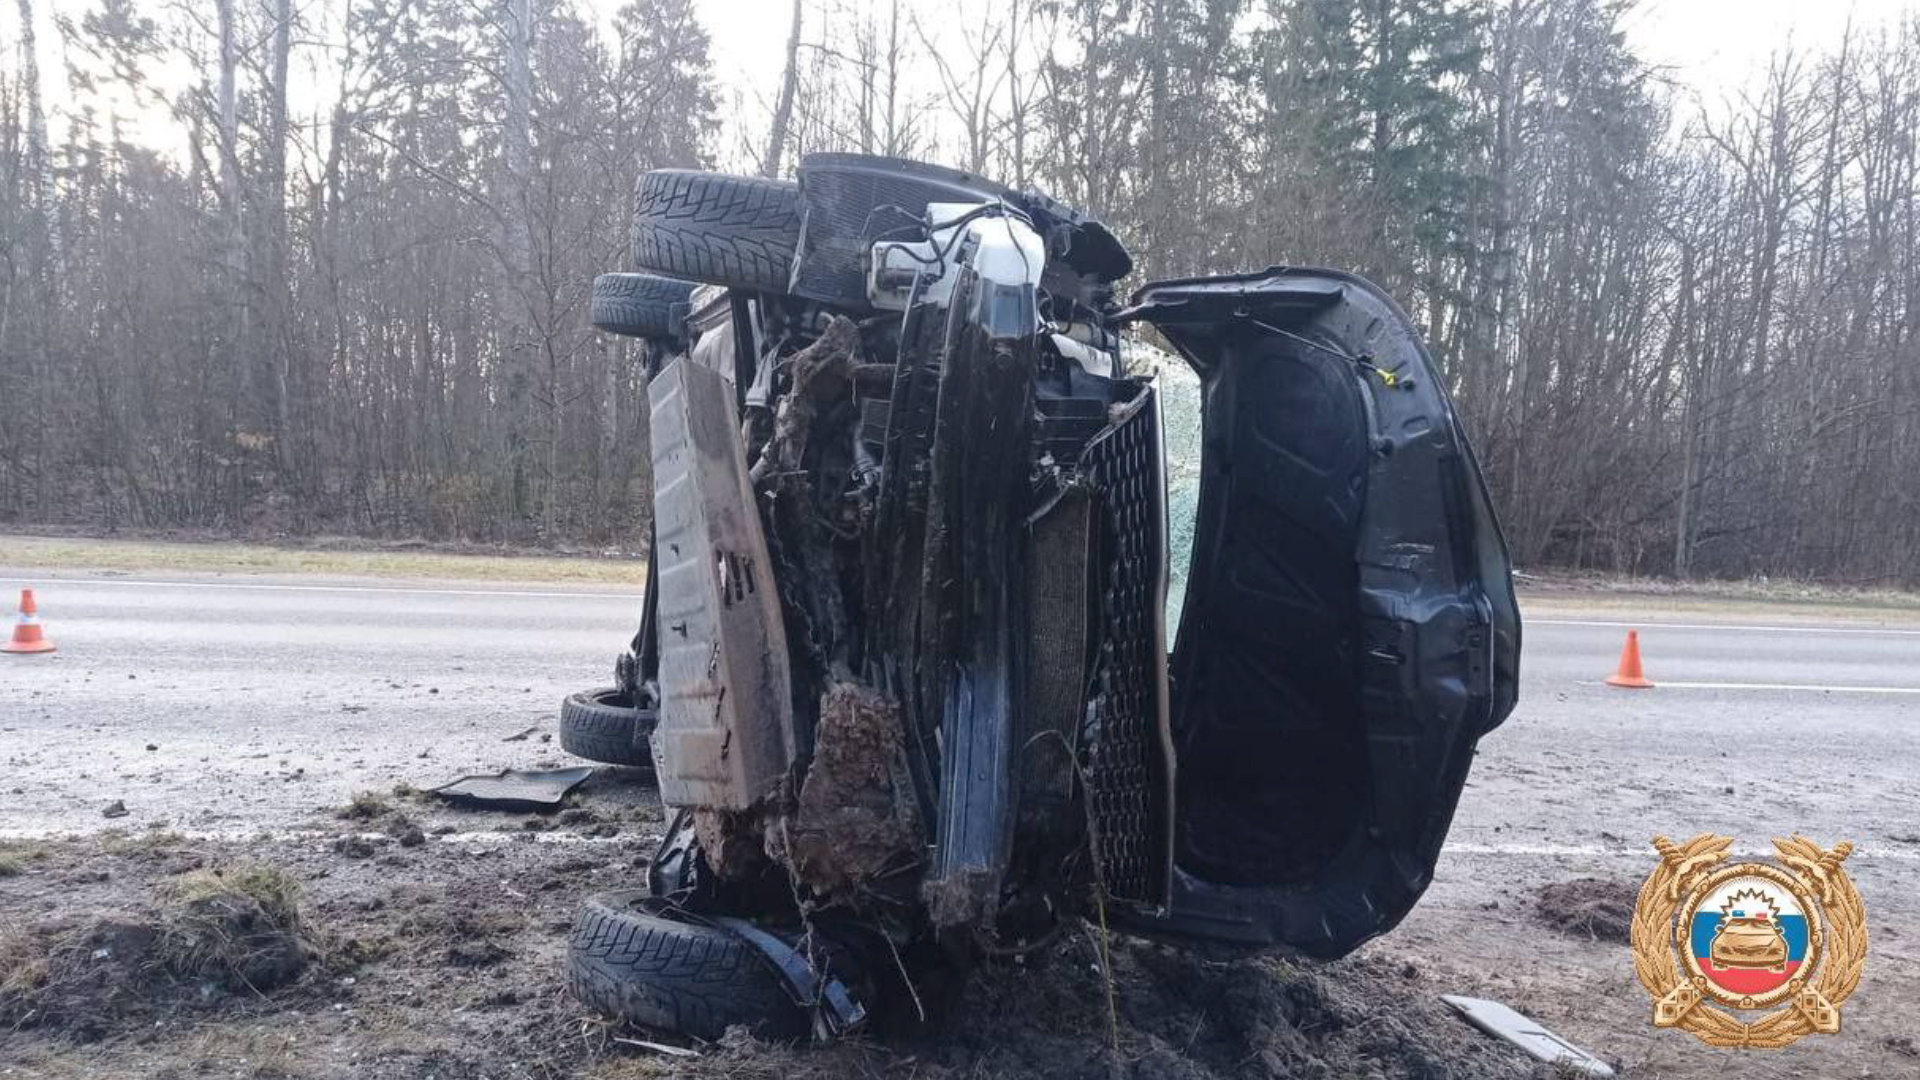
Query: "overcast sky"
4 0 1917 162
682 0 1919 119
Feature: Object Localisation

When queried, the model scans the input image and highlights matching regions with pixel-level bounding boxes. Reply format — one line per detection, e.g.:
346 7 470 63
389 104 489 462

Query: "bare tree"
502 0 536 519
764 0 804 176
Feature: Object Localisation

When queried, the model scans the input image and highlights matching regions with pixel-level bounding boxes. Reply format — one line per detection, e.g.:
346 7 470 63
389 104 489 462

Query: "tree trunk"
261 0 295 488
215 0 251 520
15 0 58 270
502 0 536 523
763 0 803 178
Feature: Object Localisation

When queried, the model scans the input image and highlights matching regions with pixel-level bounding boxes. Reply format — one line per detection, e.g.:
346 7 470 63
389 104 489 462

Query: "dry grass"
162 864 303 927
0 843 48 876
98 828 187 855
0 532 645 585
157 864 309 992
0 929 50 998
336 790 392 821
1519 568 1920 620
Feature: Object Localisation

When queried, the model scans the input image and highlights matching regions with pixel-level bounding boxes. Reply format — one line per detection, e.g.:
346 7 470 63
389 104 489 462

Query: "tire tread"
565 890 808 1040
558 687 656 767
630 170 800 292
590 272 694 338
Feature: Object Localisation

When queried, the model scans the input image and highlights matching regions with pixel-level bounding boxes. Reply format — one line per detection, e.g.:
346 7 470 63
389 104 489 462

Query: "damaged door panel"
1111 267 1520 957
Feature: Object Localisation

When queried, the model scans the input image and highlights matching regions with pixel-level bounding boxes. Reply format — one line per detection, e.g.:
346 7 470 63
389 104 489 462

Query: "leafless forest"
1 0 1917 585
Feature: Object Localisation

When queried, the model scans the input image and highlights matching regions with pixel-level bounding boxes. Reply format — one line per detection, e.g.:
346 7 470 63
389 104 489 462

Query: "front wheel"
566 890 809 1041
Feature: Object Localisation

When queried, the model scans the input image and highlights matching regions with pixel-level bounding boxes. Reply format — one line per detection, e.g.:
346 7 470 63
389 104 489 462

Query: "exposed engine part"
912 270 1043 929
1049 332 1116 378
867 201 1046 323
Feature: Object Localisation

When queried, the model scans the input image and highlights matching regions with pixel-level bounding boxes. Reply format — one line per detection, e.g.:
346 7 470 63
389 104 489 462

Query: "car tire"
558 687 656 768
591 272 695 339
629 170 800 293
566 890 809 1042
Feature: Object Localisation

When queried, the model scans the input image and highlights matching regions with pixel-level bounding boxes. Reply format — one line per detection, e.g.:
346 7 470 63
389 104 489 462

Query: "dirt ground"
0 768 1574 1080
6 762 1915 1078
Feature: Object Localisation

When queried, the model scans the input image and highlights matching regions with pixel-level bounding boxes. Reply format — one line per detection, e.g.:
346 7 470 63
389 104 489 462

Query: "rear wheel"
566 890 809 1041
629 170 800 293
558 687 656 767
590 272 695 339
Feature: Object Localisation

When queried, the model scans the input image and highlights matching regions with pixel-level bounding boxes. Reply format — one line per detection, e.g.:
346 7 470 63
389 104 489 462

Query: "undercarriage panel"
648 358 796 811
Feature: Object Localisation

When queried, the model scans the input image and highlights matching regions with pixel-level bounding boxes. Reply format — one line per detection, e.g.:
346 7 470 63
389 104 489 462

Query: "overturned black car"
562 154 1520 1042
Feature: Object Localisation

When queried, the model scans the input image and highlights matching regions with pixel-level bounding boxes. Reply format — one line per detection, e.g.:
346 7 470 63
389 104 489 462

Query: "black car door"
1111 267 1520 957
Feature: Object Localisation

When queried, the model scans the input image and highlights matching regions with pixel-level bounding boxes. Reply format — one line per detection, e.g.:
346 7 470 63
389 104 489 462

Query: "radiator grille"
1079 391 1170 905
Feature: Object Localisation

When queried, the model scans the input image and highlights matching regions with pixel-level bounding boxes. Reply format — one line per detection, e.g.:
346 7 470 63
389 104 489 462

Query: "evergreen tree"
1257 0 1486 305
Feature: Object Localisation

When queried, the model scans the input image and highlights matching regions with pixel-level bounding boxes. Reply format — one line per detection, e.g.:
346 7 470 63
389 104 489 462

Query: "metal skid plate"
648 358 795 810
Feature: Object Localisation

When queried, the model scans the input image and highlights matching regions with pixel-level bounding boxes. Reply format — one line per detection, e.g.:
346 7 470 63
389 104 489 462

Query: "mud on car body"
565 154 1520 1042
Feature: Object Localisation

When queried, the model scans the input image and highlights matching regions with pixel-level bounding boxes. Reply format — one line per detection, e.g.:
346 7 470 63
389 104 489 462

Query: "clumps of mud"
0 862 314 1039
621 934 1546 1080
1531 877 1636 943
331 789 428 851
778 682 923 901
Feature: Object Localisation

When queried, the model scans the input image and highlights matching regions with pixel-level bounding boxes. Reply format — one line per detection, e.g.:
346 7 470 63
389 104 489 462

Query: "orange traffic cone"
3 588 57 654
1604 630 1651 688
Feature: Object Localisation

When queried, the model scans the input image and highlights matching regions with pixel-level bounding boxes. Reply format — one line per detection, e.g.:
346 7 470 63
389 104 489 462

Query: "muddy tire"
590 272 695 339
558 687 655 768
567 890 808 1041
629 170 800 293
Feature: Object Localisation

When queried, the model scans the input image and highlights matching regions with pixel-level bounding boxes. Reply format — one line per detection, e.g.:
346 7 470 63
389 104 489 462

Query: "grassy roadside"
3 533 1915 619
1518 569 1920 622
0 533 645 585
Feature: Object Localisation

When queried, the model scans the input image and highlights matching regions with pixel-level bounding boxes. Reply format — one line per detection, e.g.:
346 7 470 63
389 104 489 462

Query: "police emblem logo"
1632 834 1868 1049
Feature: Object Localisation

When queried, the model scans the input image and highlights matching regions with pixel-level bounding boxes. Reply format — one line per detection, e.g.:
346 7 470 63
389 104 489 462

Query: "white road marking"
4 829 1916 863
1444 842 1920 860
1616 680 1920 695
1529 617 1920 637
0 826 652 845
0 575 641 602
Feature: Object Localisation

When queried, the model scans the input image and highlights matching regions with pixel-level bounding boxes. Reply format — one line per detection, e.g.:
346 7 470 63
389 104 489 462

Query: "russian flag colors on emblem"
1688 875 1809 997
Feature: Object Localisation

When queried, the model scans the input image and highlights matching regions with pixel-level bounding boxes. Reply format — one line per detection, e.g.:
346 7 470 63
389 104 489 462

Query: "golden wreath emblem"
1632 834 1867 1049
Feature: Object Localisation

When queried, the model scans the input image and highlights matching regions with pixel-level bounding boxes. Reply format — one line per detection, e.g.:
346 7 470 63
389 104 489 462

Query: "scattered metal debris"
610 1036 700 1058
428 766 593 812
712 916 868 1039
1441 994 1616 1078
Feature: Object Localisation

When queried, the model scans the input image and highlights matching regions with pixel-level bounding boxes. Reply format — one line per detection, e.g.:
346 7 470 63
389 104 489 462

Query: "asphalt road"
4 572 1916 844
0 572 644 836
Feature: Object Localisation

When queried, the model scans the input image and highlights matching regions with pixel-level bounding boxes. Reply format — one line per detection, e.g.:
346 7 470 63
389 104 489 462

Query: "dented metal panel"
648 357 795 810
